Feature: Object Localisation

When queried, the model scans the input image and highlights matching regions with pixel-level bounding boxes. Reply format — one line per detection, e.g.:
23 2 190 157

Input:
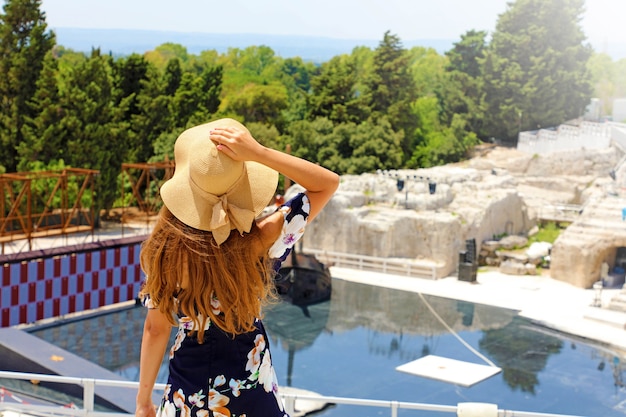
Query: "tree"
163 57 182 96
58 49 122 215
132 65 175 161
308 54 369 125
18 51 64 170
278 57 317 124
226 82 288 127
446 30 487 78
587 52 626 118
440 30 488 135
113 53 150 117
144 42 189 71
0 0 55 172
170 64 222 128
408 96 479 168
331 118 403 174
481 0 593 143
365 31 418 157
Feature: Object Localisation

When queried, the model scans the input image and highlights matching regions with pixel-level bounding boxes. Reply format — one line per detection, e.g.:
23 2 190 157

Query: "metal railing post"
390 400 399 417
283 395 296 416
82 378 96 416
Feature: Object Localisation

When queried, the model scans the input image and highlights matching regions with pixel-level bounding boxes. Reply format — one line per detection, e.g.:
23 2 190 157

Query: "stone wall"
299 145 624 287
298 166 532 278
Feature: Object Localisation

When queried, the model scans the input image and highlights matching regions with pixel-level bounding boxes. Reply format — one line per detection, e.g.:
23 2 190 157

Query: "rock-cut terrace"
301 122 626 290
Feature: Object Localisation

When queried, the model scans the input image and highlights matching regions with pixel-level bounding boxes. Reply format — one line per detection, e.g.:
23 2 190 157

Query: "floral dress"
145 193 310 417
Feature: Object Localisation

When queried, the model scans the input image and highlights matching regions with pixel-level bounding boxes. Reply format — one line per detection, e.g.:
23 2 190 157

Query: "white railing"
305 249 439 279
517 121 614 155
0 371 587 417
537 203 583 223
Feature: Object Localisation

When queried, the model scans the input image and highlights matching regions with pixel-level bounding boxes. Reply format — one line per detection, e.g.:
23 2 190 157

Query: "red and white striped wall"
0 238 146 327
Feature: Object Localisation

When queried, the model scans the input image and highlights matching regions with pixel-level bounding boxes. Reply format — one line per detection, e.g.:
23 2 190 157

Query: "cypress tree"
0 0 55 172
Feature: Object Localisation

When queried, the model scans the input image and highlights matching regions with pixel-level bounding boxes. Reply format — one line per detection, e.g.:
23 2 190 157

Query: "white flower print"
214 374 226 387
229 378 244 397
268 213 308 258
245 334 266 378
157 400 176 417
173 389 191 417
188 390 205 408
258 350 277 393
179 316 194 331
173 389 185 408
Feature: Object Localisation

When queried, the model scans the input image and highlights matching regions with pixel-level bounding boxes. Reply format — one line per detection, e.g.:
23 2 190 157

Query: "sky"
35 0 626 47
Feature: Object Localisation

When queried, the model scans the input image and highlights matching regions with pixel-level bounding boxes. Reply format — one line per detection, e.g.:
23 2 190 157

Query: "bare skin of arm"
135 309 172 417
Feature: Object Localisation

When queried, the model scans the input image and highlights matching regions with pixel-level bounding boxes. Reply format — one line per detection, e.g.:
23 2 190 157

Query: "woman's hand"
211 125 339 222
209 127 265 163
135 401 156 417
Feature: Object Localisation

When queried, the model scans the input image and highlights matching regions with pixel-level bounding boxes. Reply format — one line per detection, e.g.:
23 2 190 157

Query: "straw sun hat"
160 118 278 245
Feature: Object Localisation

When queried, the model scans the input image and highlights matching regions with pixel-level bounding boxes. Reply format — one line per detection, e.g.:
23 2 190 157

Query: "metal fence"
0 371 587 417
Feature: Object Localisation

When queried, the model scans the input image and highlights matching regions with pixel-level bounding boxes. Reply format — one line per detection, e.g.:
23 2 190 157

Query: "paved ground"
331 266 626 352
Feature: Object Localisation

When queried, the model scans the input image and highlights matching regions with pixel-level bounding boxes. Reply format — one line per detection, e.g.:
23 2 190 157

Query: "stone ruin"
299 144 626 289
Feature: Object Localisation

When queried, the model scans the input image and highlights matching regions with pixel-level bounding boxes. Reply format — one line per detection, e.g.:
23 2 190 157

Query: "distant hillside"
52 28 456 62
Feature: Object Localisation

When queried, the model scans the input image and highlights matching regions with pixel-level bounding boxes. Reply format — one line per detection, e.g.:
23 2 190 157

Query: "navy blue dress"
146 193 310 417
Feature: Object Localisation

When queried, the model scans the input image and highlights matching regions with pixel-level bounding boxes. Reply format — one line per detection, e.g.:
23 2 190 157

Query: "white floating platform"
396 355 501 387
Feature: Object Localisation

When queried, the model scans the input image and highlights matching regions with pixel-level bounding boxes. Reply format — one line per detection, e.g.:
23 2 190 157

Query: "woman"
135 118 339 417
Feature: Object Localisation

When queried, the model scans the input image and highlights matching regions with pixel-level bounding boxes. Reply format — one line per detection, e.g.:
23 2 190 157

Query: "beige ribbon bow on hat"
210 194 256 245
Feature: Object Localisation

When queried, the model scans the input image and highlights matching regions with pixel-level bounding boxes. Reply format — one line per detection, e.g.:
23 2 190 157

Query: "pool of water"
31 278 626 416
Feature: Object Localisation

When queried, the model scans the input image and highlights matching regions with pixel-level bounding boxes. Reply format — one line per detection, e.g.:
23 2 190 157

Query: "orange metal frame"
121 161 175 216
0 168 99 251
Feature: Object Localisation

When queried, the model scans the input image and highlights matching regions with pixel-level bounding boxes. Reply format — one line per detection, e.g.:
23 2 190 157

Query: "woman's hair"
139 206 276 342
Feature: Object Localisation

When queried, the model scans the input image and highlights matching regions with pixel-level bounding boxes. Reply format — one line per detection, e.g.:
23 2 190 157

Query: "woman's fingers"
209 127 260 161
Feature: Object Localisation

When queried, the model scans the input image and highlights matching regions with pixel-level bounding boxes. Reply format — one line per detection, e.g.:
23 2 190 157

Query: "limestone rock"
498 235 529 249
299 144 625 287
499 260 528 275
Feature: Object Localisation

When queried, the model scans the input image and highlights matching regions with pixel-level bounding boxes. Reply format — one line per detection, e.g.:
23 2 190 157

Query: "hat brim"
160 120 279 232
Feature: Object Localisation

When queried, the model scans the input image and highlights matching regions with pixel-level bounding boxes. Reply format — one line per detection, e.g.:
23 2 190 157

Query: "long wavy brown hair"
139 206 276 342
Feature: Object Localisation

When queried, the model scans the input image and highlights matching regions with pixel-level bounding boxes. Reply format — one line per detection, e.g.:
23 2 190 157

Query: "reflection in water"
479 317 563 394
27 279 626 416
327 278 515 337
264 301 330 386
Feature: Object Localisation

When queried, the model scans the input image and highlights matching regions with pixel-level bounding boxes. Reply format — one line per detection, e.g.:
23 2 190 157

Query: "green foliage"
283 117 403 175
480 0 593 143
365 31 418 156
226 82 288 127
0 0 55 172
308 54 370 124
528 221 562 244
144 43 190 71
439 30 487 134
588 53 626 118
0 1 609 225
445 30 487 78
408 97 479 168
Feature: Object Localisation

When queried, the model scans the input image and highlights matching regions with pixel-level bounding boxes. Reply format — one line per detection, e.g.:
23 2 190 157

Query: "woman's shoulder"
256 210 284 249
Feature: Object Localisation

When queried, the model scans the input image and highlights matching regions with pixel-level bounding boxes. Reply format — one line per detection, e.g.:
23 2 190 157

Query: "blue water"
31 278 626 416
